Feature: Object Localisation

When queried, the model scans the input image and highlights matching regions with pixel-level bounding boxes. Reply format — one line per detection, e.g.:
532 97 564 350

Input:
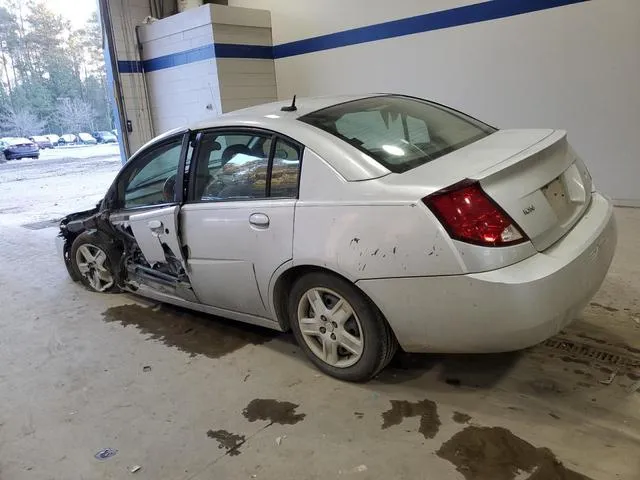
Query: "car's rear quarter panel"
293 149 464 280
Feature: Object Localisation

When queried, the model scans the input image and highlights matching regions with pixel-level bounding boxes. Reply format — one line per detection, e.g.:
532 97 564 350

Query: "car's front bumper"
357 193 617 353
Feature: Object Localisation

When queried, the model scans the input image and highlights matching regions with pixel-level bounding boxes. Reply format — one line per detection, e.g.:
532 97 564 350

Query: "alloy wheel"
297 287 364 368
75 243 114 292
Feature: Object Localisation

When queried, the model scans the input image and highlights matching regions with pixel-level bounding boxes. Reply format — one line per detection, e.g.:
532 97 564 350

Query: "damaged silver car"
58 95 616 382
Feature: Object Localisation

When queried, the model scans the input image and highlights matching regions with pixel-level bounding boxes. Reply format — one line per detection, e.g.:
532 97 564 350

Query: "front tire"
70 231 120 293
288 272 397 382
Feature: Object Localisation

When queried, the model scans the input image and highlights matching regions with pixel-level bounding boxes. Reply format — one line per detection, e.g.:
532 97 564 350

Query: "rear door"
112 134 189 269
180 129 303 317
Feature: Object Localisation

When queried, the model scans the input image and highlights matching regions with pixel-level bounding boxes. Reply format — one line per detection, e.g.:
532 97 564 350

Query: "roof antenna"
281 95 297 112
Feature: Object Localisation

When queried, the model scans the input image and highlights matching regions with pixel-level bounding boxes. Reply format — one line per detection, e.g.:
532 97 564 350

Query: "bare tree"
57 97 96 132
2 107 45 136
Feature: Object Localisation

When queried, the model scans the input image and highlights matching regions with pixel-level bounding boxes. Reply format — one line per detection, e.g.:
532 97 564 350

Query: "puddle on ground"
102 304 276 359
437 426 593 480
452 411 471 424
206 429 245 456
381 399 440 439
242 399 306 425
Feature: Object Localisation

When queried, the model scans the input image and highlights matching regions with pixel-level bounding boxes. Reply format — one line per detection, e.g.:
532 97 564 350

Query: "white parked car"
57 94 616 381
77 132 97 145
59 134 78 145
45 134 60 146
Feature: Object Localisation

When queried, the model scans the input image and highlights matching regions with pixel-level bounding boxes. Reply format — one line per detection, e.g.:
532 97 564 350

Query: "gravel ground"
0 144 121 227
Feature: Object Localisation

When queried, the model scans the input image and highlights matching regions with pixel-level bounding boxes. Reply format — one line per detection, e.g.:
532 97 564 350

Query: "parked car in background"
59 134 78 145
30 135 54 149
3 137 39 160
45 134 60 146
57 94 617 381
77 132 97 145
93 131 118 143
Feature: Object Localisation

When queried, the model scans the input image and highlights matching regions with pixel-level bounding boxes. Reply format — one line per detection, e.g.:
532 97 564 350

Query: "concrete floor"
0 164 639 478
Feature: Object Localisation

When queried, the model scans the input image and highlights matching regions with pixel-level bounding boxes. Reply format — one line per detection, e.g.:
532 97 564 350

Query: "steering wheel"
163 174 177 202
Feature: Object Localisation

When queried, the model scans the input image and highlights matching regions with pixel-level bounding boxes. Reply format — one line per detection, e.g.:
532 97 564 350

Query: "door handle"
249 213 270 228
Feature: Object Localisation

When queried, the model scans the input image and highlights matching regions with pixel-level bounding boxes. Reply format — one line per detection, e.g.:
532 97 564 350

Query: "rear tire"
288 272 397 382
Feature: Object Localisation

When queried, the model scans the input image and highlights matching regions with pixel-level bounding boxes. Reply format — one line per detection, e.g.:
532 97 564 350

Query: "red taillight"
423 180 528 247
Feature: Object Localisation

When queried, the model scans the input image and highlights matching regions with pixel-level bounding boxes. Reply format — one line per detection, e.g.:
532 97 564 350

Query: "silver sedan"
58 94 616 381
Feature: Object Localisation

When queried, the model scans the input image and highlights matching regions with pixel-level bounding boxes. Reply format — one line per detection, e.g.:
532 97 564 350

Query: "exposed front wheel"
289 272 397 382
70 232 120 293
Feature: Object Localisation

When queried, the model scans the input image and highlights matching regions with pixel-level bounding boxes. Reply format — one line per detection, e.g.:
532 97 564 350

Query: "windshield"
299 95 496 173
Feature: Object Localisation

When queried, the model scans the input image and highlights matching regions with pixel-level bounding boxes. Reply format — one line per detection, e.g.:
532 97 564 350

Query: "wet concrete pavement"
0 209 639 479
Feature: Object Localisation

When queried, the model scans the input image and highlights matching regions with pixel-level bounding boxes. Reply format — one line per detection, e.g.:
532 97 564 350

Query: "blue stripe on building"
273 0 588 58
118 60 144 73
117 0 587 73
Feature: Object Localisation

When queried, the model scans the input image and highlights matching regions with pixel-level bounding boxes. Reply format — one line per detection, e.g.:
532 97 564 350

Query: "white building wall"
229 0 640 205
210 5 277 112
137 4 277 131
139 7 222 133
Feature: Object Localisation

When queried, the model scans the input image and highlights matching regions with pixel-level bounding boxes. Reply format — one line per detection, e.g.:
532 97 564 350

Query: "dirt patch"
436 426 593 480
528 379 563 395
242 399 306 425
589 302 619 313
452 412 472 424
561 356 591 366
381 399 441 439
206 429 245 456
21 218 61 230
102 304 276 359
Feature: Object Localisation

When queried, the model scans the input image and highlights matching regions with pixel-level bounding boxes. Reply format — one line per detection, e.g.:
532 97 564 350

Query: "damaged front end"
58 206 101 281
58 204 196 300
58 205 130 287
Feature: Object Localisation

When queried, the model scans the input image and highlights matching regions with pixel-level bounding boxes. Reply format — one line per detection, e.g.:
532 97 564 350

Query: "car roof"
137 94 391 181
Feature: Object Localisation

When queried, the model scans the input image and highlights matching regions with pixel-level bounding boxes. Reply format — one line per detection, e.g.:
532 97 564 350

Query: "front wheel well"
272 265 380 332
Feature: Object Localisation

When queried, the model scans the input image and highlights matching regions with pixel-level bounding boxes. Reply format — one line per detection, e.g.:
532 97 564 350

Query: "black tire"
69 231 121 293
288 272 397 382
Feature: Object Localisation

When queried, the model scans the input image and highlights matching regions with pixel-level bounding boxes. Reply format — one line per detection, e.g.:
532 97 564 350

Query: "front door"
111 134 188 272
180 129 303 318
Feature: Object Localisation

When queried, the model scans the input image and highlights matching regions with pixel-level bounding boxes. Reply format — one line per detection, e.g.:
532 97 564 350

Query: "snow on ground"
0 144 122 227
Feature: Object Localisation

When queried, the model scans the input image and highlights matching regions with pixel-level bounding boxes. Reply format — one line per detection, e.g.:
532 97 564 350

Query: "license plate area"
542 177 573 222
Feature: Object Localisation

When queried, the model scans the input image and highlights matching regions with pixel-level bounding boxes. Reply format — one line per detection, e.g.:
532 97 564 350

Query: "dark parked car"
3 137 39 160
30 135 54 149
93 131 118 143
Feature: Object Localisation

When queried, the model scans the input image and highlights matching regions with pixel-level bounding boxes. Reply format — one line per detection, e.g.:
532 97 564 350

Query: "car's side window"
121 137 183 209
270 138 302 198
194 132 272 201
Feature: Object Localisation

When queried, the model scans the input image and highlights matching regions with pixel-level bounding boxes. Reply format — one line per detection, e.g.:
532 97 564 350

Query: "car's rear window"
299 95 496 173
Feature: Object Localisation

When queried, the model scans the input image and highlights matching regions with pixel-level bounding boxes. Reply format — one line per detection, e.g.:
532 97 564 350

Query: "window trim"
104 132 189 212
186 126 304 204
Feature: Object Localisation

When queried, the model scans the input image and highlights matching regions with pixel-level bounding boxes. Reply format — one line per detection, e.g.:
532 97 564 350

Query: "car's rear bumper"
357 193 617 353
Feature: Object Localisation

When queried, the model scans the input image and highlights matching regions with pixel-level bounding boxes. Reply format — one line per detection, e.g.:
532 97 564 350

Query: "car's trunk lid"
384 129 593 252
471 130 592 251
